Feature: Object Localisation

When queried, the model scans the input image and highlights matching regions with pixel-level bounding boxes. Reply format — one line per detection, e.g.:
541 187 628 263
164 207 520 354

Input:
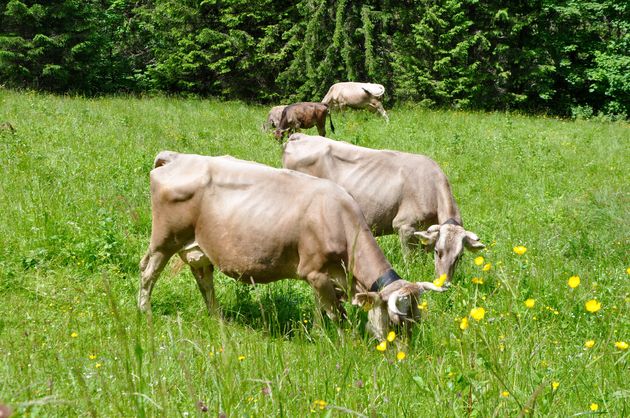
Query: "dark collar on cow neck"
370 269 402 292
442 218 462 227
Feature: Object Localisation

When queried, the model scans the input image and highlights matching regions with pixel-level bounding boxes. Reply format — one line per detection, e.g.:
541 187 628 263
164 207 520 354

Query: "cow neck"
347 225 393 293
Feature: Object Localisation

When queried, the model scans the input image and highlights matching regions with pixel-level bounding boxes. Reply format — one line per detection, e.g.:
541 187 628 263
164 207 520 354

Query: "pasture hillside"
0 90 628 417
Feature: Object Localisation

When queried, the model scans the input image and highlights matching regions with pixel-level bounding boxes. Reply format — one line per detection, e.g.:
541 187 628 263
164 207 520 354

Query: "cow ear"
352 292 381 311
464 231 485 251
414 229 439 247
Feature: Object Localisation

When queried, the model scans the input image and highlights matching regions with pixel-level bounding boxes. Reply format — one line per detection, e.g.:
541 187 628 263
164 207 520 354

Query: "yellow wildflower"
387 331 396 342
615 341 628 350
585 340 595 349
474 256 484 266
567 275 580 288
396 351 406 361
524 298 536 309
433 274 447 287
513 245 527 255
95 363 102 368
313 400 327 410
627 267 630 275
88 354 97 360
238 355 246 361
471 277 484 285
459 317 469 330
418 300 428 311
500 391 510 398
585 299 601 313
71 332 78 338
552 381 559 391
470 307 486 321
482 263 492 272
590 403 598 411
376 341 387 352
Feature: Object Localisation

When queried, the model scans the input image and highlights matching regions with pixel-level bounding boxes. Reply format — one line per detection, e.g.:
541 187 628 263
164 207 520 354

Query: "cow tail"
328 109 335 134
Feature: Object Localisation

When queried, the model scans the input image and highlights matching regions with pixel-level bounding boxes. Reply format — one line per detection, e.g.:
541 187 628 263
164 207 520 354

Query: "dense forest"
0 0 628 118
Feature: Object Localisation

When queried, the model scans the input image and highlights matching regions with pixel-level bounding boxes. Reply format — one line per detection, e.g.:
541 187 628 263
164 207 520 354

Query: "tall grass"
0 89 628 416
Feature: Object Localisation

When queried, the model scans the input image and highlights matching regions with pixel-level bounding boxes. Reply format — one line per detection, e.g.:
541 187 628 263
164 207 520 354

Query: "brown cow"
322 82 389 122
139 151 445 340
274 102 334 141
282 134 485 284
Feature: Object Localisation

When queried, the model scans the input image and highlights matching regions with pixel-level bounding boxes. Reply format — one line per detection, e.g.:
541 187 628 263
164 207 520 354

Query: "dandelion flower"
95 363 102 368
590 403 598 411
513 246 527 255
459 317 469 330
524 298 536 309
471 277 484 285
88 354 97 360
585 340 595 349
396 351 406 361
626 267 630 275
482 263 492 272
418 300 428 311
474 256 484 266
615 341 628 350
585 299 601 313
567 275 580 289
71 332 78 338
387 331 396 342
500 391 510 398
552 381 559 391
238 355 246 361
433 274 447 287
376 341 387 352
470 307 486 321
313 400 327 410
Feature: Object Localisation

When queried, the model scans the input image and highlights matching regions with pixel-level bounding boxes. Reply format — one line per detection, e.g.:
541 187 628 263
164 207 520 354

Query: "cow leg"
308 272 347 323
138 249 173 312
316 119 326 137
395 223 417 261
190 264 219 315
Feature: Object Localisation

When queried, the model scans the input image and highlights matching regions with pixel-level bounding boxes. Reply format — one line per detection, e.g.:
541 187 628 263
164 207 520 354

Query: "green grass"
0 89 628 417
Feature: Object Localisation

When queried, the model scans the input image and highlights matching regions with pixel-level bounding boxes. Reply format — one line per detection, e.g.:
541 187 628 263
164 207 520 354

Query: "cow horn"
427 224 440 232
387 289 408 317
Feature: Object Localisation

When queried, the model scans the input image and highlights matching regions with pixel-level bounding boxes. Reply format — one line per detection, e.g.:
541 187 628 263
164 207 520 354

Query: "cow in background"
139 151 446 341
274 102 334 142
322 82 389 122
282 134 485 284
262 105 286 132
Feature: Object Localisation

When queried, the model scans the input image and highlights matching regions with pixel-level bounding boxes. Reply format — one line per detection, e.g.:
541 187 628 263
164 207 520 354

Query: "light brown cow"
139 151 445 340
262 105 286 132
274 102 334 141
282 134 485 284
322 82 389 122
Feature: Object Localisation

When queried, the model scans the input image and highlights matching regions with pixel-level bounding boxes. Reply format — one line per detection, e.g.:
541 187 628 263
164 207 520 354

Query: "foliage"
1 1 628 117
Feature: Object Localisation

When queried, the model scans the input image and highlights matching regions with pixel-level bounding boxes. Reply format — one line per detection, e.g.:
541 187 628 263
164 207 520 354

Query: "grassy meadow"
0 89 628 417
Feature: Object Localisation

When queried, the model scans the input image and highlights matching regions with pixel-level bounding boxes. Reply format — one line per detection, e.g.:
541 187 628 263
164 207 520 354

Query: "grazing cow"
139 151 445 340
322 82 389 122
274 102 334 141
262 105 287 132
282 134 485 284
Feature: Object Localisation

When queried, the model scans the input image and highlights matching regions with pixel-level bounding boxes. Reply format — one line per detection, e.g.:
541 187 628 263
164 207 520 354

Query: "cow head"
415 222 485 283
353 280 446 340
